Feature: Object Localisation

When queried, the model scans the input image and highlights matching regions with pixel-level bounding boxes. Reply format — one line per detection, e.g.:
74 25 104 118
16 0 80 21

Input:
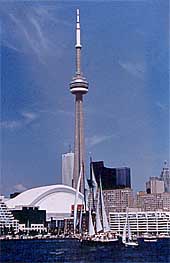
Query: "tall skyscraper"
62 152 74 187
70 10 88 192
160 161 170 193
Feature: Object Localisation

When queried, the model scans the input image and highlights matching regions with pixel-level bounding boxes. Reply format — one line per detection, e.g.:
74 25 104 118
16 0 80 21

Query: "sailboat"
122 211 138 247
81 177 118 244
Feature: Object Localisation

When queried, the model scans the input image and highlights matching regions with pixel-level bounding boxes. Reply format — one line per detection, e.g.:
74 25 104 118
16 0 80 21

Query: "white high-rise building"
62 152 74 187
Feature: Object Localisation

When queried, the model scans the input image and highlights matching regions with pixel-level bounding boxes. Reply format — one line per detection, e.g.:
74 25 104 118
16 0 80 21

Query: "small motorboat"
143 233 157 242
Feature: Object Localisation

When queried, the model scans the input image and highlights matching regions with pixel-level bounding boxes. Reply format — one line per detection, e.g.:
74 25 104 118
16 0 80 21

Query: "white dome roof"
6 184 84 220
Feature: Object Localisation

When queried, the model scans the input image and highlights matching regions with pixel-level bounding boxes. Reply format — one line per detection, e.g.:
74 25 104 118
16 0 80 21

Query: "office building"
88 187 134 218
146 177 165 194
91 161 131 190
70 9 89 192
103 188 134 216
160 161 170 192
62 152 74 187
136 191 170 211
110 211 170 235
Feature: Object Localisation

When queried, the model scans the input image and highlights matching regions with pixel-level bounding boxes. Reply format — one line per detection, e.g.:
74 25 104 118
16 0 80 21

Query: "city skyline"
1 1 169 196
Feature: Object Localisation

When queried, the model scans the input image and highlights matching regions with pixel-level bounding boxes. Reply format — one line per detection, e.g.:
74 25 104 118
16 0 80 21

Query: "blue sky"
1 0 169 196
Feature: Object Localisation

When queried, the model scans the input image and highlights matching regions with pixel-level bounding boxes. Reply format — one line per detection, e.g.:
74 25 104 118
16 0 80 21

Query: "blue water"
0 238 170 263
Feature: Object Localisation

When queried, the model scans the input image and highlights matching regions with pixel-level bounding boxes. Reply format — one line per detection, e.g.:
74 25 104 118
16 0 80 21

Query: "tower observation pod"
69 9 89 193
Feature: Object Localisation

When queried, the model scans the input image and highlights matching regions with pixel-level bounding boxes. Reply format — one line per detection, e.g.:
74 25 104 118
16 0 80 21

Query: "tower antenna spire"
75 9 82 75
76 9 81 48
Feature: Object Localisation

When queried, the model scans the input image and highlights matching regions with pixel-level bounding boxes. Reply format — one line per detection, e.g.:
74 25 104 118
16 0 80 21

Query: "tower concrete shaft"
74 94 85 192
70 9 88 193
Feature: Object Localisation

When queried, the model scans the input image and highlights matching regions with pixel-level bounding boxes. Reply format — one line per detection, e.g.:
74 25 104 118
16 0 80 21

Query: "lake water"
1 238 170 262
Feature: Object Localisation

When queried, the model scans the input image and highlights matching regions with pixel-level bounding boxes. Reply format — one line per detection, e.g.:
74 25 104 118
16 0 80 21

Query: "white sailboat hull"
125 241 139 247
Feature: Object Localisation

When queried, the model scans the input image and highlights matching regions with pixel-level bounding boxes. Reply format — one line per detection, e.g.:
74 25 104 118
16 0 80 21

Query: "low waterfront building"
109 211 170 235
19 223 47 233
11 206 47 233
0 196 19 235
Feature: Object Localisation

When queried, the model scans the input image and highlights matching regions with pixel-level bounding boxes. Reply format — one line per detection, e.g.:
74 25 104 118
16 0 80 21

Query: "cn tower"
70 9 88 193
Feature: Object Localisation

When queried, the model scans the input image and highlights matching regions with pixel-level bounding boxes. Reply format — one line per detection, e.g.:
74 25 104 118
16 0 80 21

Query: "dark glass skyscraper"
91 161 131 190
116 167 131 188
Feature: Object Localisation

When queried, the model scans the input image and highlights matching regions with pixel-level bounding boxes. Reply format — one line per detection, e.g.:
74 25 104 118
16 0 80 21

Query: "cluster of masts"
73 164 115 243
73 163 140 246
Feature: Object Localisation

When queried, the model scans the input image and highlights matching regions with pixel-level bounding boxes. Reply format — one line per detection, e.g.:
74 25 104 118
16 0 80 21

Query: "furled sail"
79 204 83 234
88 207 95 236
96 190 103 233
84 174 90 211
100 177 110 232
91 164 98 199
74 167 83 233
